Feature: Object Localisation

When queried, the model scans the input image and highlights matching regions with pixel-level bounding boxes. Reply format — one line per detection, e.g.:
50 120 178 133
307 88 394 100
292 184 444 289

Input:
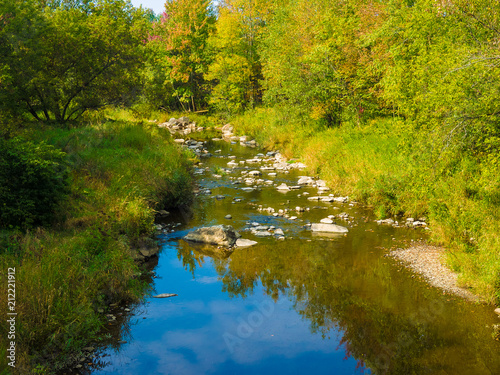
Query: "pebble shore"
390 245 480 302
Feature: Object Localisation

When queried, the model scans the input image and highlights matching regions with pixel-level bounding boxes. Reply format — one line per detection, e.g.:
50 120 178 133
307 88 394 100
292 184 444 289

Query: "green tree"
206 0 272 114
0 0 148 124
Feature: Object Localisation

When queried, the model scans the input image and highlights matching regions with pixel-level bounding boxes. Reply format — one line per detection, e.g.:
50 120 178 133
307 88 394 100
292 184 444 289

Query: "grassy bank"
0 109 194 373
233 107 500 303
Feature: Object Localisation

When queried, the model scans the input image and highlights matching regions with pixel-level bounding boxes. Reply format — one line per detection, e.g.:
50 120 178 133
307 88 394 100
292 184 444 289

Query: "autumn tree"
260 0 386 126
149 0 215 112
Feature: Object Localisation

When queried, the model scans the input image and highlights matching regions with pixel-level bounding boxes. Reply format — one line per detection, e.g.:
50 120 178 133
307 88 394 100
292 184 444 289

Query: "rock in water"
235 238 258 247
311 223 349 233
183 225 241 247
276 183 290 191
153 293 178 298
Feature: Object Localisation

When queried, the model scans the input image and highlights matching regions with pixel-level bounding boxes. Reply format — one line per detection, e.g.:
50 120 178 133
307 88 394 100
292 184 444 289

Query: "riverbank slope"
0 109 195 373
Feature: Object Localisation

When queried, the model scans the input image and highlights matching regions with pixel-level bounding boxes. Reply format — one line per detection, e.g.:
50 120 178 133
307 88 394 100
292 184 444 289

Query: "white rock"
311 223 349 233
253 225 269 231
320 218 334 224
320 196 335 202
236 238 258 247
254 231 273 237
276 183 290 191
298 176 315 185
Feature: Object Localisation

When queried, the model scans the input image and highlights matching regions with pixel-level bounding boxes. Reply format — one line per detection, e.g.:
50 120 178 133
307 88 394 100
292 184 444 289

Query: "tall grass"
0 111 193 372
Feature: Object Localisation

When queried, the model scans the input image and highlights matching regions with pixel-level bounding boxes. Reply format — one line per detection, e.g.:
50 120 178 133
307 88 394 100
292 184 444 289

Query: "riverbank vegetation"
0 109 194 372
1 0 500 372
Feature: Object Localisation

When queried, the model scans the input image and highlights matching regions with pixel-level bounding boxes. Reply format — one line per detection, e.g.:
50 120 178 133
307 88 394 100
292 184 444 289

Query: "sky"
130 0 165 16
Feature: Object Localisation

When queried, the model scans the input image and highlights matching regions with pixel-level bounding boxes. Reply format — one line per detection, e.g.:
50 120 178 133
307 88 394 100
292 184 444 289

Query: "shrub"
0 138 69 228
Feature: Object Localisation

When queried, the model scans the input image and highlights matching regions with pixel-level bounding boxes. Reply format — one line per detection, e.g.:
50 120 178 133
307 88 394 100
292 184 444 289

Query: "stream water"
92 138 500 375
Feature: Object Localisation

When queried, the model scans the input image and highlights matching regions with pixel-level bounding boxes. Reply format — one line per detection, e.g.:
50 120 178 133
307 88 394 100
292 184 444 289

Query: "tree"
0 0 148 124
206 0 272 114
260 0 386 126
148 0 215 112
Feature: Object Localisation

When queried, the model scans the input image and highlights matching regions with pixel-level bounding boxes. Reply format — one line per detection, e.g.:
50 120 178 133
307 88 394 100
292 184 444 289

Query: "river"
91 137 500 375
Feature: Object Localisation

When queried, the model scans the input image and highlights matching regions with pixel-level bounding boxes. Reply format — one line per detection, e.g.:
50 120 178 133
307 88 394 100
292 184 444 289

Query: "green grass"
232 107 500 303
0 110 194 373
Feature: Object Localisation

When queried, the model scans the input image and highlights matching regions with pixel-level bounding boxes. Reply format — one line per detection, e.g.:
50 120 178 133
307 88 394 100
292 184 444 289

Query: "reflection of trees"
178 237 500 374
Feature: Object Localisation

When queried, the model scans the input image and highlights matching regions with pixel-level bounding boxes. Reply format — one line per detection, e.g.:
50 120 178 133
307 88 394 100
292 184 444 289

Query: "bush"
0 138 69 229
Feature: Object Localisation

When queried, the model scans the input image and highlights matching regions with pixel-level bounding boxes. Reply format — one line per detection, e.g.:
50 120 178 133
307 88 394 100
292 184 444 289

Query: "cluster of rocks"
242 222 286 240
71 346 99 370
224 152 305 172
218 124 259 147
158 117 204 135
72 302 135 369
174 139 212 158
377 217 429 229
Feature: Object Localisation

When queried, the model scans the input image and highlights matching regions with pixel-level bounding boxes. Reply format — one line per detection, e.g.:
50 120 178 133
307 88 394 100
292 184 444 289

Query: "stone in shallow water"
320 218 334 224
253 225 269 231
274 228 284 236
254 231 273 237
311 223 348 233
184 225 241 246
235 238 258 247
276 183 290 191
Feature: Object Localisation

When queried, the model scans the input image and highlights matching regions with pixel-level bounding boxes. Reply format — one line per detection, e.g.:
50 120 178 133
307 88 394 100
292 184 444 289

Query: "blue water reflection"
94 241 369 375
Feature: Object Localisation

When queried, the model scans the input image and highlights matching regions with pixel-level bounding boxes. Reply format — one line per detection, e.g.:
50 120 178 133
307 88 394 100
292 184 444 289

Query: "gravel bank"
390 244 481 302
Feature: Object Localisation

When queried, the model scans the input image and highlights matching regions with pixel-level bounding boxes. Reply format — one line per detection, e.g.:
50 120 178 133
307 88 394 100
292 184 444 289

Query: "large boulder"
183 225 241 247
310 223 349 233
